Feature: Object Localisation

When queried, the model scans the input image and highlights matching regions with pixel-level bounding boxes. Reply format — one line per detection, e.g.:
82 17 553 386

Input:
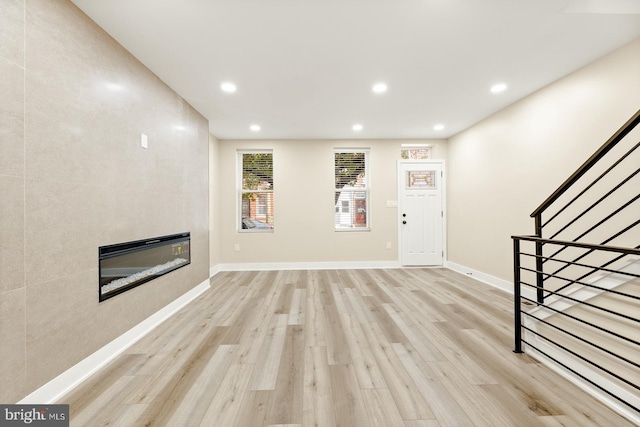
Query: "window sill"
334 227 371 232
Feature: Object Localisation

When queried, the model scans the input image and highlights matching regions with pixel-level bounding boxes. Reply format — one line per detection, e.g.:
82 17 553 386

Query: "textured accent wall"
0 0 209 402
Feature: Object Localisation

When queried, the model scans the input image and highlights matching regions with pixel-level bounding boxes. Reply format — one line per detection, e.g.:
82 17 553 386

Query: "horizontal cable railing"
541 140 640 230
513 237 640 414
548 169 640 240
548 242 640 297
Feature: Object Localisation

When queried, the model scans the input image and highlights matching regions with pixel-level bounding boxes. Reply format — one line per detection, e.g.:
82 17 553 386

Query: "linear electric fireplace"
98 232 190 302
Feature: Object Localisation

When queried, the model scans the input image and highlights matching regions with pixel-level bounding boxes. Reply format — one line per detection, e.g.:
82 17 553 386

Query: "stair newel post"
513 237 523 354
534 214 544 305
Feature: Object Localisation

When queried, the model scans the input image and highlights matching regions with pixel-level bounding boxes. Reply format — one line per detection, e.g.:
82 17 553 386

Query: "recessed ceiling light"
250 124 261 132
352 124 363 131
220 82 237 93
174 125 186 131
433 124 444 131
490 83 507 94
372 82 388 94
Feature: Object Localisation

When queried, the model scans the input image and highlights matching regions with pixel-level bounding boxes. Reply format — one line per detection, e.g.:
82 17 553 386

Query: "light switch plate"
141 133 148 149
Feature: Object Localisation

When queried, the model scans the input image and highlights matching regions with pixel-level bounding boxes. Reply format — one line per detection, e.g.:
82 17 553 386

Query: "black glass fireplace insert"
98 232 190 302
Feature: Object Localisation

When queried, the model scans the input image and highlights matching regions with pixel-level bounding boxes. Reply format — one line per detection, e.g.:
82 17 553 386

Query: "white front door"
398 161 444 266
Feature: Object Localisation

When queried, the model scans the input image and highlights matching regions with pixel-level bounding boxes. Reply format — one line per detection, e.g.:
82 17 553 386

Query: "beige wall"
447 38 640 282
215 139 447 264
0 0 209 402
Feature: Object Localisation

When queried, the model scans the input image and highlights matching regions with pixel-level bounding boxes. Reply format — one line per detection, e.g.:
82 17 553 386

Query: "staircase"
512 109 640 423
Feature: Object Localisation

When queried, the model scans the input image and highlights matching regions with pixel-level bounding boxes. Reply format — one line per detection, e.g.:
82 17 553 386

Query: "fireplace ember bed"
98 232 190 302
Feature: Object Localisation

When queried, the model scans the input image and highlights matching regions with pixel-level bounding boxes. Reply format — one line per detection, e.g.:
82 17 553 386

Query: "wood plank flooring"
59 268 637 426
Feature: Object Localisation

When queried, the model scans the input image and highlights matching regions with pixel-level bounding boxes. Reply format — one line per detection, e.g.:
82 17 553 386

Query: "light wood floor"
60 268 637 426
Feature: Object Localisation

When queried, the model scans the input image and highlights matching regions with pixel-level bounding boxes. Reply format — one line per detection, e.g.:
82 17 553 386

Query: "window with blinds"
334 149 370 230
238 150 274 232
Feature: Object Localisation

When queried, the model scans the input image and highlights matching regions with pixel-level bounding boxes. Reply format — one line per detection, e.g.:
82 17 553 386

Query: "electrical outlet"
386 242 392 250
234 243 240 252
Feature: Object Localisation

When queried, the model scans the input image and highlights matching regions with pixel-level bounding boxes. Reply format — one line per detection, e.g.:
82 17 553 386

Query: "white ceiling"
70 0 640 140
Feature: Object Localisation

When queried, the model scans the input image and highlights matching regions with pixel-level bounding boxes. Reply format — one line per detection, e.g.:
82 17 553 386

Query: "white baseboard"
215 260 401 272
18 279 211 404
210 264 222 277
445 260 537 301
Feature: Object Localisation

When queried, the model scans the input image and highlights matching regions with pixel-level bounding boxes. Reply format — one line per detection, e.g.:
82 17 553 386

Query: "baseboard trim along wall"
445 260 537 301
210 264 222 278
18 279 211 405
214 260 401 272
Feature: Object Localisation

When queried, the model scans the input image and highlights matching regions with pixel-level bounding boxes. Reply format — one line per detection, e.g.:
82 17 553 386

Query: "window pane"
400 148 431 159
407 171 436 189
239 151 274 232
241 191 274 230
334 150 369 230
242 153 273 190
334 190 369 229
335 152 366 189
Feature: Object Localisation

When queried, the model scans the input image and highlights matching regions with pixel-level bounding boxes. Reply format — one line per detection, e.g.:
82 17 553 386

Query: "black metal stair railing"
512 109 640 417
513 238 640 413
